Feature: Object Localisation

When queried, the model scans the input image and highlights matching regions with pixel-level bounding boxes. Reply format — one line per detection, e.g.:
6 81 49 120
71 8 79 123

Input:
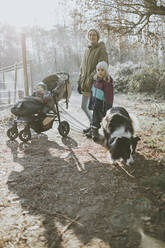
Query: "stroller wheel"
19 129 31 142
7 127 18 140
58 121 70 137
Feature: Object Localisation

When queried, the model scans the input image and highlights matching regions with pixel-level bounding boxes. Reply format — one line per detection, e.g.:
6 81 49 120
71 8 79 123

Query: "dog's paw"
106 151 115 164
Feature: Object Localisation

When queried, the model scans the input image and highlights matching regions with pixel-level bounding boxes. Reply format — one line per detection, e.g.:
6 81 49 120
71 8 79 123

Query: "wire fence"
0 61 32 107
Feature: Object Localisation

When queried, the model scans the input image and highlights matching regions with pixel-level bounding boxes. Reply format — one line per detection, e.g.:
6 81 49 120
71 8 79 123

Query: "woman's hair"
87 28 100 41
94 61 109 81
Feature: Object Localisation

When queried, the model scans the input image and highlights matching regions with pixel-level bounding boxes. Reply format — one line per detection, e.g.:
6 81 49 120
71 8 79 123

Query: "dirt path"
0 93 165 248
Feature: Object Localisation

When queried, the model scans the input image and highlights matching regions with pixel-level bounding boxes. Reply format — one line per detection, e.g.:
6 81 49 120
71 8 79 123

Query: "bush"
111 61 142 93
113 62 165 96
128 68 158 93
156 71 165 98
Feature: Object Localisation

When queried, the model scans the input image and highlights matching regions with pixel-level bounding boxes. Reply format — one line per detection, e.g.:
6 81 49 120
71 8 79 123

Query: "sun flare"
0 0 72 29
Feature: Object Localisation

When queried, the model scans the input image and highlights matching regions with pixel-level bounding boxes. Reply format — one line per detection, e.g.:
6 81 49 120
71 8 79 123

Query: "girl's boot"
85 126 92 138
91 126 99 141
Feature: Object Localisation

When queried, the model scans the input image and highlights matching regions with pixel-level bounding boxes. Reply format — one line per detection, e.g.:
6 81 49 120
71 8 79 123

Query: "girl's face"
37 85 45 94
97 67 106 78
88 31 98 44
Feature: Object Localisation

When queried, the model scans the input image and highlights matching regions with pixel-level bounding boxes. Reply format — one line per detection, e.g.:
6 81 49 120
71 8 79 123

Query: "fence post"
14 63 17 103
8 90 11 104
21 33 29 96
3 71 5 89
29 60 34 94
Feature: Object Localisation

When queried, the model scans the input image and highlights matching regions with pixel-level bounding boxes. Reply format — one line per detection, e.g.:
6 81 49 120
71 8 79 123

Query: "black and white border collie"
101 107 140 166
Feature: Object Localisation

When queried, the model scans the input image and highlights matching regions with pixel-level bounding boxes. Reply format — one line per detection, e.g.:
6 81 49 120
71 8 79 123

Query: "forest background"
0 0 165 97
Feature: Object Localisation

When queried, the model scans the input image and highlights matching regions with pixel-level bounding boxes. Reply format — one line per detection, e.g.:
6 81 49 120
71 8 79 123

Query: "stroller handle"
56 72 69 81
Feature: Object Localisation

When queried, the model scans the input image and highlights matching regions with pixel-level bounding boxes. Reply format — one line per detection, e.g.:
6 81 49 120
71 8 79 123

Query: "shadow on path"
6 134 165 248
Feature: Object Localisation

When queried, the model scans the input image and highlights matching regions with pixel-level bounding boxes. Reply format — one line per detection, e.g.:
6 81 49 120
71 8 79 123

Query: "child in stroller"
7 73 71 142
32 81 56 114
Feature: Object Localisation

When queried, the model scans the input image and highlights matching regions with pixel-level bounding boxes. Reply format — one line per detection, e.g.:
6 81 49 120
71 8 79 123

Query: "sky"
0 0 75 29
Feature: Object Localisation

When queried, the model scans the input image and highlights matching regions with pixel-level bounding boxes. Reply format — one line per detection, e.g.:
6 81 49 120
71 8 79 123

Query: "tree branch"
74 0 165 38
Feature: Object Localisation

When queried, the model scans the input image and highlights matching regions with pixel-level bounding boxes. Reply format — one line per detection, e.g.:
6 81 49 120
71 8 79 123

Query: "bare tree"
74 0 165 37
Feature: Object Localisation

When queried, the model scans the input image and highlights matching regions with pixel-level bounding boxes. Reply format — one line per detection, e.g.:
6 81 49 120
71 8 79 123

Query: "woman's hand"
77 85 82 94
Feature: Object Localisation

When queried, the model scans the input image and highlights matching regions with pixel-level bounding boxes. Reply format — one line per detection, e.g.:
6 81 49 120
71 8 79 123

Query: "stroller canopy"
42 73 72 103
42 74 59 92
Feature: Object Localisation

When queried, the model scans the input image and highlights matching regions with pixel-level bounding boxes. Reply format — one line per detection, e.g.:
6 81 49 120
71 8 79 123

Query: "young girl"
86 61 114 140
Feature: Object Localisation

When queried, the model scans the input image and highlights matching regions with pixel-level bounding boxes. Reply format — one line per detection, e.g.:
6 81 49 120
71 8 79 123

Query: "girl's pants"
81 95 92 122
91 108 105 129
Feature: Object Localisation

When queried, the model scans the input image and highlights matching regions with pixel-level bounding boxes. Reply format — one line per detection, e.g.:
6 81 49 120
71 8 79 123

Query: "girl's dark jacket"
77 42 108 96
89 76 114 114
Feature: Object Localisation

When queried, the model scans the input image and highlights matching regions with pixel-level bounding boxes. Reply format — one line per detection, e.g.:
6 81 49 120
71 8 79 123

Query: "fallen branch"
70 149 85 171
89 152 135 178
114 162 135 178
88 152 100 162
39 208 83 226
52 212 83 226
50 216 80 248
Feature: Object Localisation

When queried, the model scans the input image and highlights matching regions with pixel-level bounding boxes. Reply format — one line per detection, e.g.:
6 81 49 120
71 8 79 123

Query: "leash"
58 105 88 133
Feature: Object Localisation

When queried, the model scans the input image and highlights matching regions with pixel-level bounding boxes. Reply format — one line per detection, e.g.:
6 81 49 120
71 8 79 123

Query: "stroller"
7 72 71 142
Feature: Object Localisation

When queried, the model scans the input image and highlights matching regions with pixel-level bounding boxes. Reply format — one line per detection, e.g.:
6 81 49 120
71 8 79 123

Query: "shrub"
113 63 164 96
128 68 158 93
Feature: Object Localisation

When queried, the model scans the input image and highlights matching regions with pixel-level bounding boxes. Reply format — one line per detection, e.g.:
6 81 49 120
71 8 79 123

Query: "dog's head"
108 136 140 166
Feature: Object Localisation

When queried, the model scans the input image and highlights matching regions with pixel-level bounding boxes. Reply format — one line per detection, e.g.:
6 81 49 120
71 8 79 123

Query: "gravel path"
0 92 165 248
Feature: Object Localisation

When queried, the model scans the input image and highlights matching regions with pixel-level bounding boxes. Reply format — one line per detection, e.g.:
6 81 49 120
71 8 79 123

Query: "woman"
77 28 109 133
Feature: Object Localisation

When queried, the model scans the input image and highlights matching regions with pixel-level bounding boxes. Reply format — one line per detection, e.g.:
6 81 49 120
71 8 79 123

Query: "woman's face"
88 30 98 44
